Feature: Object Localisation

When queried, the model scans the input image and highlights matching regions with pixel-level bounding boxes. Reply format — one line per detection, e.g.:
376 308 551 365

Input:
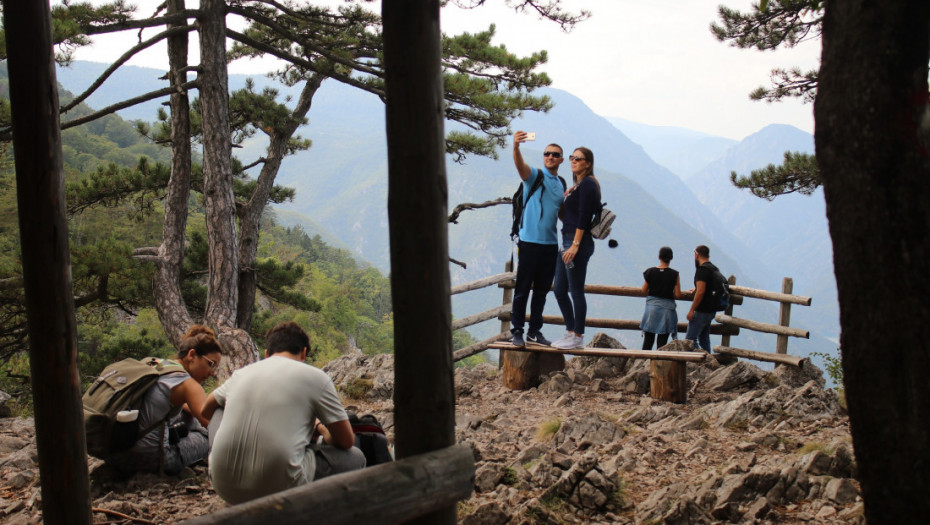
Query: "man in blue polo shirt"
510 131 566 347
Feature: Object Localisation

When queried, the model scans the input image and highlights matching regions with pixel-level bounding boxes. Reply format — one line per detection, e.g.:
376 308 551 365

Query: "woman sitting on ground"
640 246 682 350
106 325 223 476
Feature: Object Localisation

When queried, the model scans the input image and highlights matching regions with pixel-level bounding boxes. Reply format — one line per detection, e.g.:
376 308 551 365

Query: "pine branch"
730 151 821 200
225 29 386 99
449 197 510 224
60 81 200 131
61 26 195 113
226 5 383 77
83 11 200 36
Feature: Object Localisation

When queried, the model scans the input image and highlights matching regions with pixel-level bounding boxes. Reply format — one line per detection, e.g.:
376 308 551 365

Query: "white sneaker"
553 334 584 350
552 332 574 347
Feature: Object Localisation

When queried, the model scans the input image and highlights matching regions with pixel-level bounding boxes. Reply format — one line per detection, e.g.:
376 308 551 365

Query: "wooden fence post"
776 277 793 355
500 261 513 338
720 275 737 348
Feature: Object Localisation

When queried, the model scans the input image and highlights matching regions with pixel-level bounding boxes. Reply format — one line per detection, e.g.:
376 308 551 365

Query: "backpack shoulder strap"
524 168 546 201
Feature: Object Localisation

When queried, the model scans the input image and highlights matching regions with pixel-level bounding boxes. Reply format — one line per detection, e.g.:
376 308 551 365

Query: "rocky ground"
1 334 863 524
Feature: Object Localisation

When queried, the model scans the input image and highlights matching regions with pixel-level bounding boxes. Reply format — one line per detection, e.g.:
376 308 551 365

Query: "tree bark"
815 1 930 521
501 350 540 390
236 74 324 331
197 0 258 375
382 2 457 523
650 360 687 403
153 0 194 347
2 0 92 521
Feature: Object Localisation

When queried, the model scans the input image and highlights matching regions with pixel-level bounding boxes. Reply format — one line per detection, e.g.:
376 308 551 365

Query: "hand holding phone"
525 132 536 141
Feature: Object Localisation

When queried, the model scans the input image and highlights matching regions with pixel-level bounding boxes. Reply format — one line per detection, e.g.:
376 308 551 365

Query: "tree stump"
650 359 687 403
502 349 540 390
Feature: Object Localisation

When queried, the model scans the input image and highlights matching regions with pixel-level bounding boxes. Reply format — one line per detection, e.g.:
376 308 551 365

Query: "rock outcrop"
0 333 858 524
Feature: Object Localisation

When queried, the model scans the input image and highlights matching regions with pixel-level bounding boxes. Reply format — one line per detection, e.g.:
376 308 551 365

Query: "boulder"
0 390 11 418
823 477 859 505
462 501 509 525
703 361 765 392
554 416 625 449
616 360 651 394
323 351 395 400
774 359 826 388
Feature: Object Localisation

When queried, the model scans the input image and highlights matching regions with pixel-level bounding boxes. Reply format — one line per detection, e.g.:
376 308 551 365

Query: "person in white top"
203 321 365 504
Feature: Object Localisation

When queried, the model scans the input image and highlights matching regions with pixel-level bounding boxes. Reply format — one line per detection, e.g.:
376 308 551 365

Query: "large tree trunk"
154 0 194 346
383 1 458 523
236 74 324 331
3 0 92 521
198 0 258 374
815 2 930 522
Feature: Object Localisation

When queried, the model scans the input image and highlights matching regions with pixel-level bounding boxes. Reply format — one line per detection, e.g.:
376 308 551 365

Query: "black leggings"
642 332 670 350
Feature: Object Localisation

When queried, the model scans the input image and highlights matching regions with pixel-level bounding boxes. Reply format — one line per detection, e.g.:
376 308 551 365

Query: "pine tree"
713 0 824 198
2 0 589 376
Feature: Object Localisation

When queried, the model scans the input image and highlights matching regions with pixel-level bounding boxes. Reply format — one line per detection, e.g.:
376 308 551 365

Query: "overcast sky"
64 0 820 140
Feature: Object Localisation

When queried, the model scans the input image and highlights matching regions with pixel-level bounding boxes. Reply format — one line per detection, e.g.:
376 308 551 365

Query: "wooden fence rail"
450 266 813 367
715 314 809 338
714 346 809 368
487 343 707 363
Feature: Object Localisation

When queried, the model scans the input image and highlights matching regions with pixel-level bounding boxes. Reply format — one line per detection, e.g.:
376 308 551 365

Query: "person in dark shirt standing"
552 147 600 350
640 246 681 350
685 245 719 352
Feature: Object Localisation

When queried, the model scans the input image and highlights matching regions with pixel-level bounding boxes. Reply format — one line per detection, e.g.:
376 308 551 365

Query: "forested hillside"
0 77 451 412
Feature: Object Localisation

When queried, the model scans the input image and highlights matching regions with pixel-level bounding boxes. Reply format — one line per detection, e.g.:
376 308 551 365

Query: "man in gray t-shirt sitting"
203 321 366 504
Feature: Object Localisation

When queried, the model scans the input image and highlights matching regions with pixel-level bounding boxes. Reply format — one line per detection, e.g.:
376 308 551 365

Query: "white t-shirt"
208 355 348 504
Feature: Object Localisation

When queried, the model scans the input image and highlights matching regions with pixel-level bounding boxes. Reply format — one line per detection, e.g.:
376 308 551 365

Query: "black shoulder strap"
518 170 547 232
524 169 546 201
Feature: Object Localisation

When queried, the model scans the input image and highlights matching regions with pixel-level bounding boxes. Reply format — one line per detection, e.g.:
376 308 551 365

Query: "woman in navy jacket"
552 147 599 350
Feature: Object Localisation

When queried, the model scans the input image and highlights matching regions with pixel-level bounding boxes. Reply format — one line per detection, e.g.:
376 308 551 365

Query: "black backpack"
349 413 393 467
709 267 731 312
511 171 566 240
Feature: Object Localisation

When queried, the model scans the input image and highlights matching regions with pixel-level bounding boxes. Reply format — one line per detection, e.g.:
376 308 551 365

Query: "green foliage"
730 151 821 199
500 466 519 486
76 309 175 390
811 347 843 386
340 376 374 400
712 0 823 105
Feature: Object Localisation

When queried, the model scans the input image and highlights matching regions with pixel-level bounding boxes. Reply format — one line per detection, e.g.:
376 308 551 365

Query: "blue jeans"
553 234 594 334
511 241 559 335
685 311 715 352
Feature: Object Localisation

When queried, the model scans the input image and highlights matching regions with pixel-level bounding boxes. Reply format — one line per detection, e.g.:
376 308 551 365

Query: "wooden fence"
452 264 813 369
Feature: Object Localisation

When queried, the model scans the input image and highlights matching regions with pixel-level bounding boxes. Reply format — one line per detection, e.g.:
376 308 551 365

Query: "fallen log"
182 444 475 525
713 346 809 368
